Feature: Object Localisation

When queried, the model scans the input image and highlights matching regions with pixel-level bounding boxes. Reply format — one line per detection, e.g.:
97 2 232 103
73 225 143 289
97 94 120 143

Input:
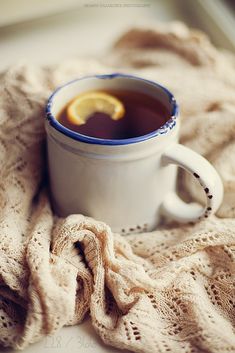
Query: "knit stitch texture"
0 23 235 353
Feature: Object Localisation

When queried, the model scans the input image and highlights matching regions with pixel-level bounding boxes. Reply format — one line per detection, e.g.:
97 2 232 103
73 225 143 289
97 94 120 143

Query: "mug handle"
161 144 224 222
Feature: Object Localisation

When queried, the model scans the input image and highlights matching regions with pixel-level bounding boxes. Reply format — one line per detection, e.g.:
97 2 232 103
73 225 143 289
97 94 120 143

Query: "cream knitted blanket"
0 23 235 353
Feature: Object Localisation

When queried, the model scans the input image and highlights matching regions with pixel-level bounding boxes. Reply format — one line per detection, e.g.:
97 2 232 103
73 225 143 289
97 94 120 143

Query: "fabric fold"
0 22 235 353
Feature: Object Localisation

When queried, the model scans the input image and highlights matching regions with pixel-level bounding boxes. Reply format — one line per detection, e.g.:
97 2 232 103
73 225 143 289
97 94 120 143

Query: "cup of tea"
45 73 223 234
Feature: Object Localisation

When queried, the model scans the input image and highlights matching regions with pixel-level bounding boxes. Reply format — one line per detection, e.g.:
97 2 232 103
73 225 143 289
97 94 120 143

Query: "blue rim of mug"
45 73 179 146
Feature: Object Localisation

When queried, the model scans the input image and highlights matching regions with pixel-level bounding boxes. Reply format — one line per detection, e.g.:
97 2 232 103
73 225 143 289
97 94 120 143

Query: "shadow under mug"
45 73 223 234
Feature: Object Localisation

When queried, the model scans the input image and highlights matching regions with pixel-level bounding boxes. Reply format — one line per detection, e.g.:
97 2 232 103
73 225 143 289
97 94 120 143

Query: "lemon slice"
67 91 125 125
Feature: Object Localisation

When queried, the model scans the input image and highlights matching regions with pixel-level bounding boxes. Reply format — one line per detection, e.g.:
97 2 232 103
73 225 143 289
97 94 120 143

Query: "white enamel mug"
45 74 223 234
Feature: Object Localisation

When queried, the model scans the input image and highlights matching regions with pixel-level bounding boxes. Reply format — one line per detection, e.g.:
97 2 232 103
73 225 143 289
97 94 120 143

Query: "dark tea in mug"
57 89 170 139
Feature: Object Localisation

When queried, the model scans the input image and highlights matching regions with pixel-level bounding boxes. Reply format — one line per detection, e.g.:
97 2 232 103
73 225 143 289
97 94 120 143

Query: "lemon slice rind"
67 91 125 125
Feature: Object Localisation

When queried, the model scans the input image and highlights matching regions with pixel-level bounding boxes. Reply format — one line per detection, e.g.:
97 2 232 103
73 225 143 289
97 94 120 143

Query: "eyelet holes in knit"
94 319 106 332
190 270 197 281
168 322 183 336
148 291 187 317
147 242 170 258
171 296 188 314
123 321 141 341
162 340 171 352
1 316 11 329
130 321 141 341
121 223 148 235
204 283 223 306
0 306 19 346
147 293 158 309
